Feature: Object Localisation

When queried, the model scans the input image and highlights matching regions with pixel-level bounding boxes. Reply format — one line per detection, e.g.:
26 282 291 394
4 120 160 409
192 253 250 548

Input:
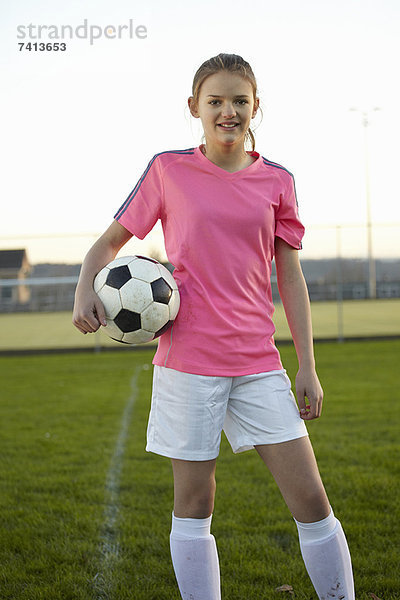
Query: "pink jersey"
114 145 304 376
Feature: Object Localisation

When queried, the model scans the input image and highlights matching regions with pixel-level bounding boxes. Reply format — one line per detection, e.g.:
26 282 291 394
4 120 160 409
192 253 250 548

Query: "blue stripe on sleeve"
262 157 298 207
114 148 195 221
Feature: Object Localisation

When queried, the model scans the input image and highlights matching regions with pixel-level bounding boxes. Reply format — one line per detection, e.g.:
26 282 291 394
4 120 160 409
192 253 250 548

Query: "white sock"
294 508 355 599
170 512 221 600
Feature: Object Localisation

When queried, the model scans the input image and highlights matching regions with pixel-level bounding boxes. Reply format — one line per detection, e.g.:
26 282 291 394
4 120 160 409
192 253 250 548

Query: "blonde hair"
191 53 260 151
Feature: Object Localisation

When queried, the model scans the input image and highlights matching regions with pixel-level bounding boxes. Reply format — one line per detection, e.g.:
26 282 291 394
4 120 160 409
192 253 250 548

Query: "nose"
221 101 236 118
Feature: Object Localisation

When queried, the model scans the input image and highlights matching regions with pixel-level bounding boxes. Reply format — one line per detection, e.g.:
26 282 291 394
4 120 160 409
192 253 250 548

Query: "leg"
171 457 217 518
170 458 221 600
146 367 228 598
256 437 355 599
255 436 330 522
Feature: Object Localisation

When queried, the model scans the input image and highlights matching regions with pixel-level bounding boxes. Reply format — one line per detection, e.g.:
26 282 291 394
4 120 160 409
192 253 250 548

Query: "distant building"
0 249 32 310
28 263 80 311
1 253 399 313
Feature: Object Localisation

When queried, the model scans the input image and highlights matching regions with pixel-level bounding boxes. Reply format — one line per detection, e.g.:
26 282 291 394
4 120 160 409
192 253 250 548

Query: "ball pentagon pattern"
105 265 131 289
151 278 173 304
93 255 180 344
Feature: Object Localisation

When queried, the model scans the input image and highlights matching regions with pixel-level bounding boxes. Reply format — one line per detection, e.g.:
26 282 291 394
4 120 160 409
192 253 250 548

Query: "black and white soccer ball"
94 255 180 344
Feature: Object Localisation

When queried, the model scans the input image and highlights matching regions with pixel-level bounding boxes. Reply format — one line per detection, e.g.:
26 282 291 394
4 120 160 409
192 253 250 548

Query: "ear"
252 96 260 119
188 96 199 118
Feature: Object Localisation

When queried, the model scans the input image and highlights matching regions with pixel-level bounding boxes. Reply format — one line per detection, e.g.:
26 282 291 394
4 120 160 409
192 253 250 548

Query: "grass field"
0 298 399 351
0 340 399 599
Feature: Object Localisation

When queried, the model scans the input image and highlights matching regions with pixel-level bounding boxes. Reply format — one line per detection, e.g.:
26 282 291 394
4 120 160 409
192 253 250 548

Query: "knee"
187 494 215 519
293 486 331 523
175 476 216 519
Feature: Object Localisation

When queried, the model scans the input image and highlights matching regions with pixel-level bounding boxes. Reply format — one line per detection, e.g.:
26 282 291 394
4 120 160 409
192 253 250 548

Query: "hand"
72 288 107 335
295 367 324 420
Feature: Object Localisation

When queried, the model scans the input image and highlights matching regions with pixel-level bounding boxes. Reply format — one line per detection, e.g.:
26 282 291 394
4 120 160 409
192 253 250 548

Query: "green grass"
0 341 399 598
0 298 399 351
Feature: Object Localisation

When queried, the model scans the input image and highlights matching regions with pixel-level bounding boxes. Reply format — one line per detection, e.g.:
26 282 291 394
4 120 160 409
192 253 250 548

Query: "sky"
1 0 399 263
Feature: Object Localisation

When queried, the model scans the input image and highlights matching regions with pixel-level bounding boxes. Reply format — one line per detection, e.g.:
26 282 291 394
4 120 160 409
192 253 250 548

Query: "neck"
201 143 251 171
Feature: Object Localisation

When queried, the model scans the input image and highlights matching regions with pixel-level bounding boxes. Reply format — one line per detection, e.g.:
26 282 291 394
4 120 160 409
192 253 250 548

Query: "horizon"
5 251 400 268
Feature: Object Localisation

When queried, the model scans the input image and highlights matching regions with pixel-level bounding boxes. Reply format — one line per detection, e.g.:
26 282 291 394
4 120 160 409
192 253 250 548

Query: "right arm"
72 220 133 334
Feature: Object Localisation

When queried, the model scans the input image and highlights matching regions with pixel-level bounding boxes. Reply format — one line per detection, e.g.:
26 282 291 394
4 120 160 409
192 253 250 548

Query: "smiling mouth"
217 123 239 129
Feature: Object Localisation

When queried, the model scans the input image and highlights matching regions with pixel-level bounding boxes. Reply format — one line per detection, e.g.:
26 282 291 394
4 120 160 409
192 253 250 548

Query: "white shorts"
146 366 308 461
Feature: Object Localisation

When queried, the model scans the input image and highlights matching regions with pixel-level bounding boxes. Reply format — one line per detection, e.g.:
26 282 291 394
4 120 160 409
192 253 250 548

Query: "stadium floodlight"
349 107 382 299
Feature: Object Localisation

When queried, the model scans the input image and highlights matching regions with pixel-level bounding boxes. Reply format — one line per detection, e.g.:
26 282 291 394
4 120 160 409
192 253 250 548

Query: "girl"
73 53 355 599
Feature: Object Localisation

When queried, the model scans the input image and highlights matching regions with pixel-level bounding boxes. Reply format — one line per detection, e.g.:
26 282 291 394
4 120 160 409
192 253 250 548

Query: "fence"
0 224 399 351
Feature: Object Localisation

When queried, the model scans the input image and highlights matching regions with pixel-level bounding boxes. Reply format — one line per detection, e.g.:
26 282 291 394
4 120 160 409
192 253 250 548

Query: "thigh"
147 366 230 461
171 458 217 518
256 436 331 522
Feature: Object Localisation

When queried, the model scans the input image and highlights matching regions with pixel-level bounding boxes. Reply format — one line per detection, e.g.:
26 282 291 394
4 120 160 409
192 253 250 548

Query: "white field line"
93 365 141 599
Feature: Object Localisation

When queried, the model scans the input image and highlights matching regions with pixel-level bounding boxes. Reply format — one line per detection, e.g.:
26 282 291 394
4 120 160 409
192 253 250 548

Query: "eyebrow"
206 94 251 98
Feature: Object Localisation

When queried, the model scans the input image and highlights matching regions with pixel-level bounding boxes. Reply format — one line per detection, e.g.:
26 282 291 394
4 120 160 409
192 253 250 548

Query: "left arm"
274 236 323 420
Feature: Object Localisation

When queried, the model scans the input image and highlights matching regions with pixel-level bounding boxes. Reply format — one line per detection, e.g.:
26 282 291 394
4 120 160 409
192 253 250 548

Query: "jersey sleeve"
275 171 305 249
114 154 164 239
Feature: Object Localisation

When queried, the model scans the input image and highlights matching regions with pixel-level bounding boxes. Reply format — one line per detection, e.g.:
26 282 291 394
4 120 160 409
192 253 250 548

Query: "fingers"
74 323 88 335
296 392 311 419
72 312 99 334
94 297 107 327
297 386 307 417
298 390 323 420
72 305 105 334
300 398 320 420
296 371 323 421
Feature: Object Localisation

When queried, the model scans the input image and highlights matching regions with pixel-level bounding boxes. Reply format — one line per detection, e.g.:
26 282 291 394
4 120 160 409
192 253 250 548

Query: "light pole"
349 107 381 299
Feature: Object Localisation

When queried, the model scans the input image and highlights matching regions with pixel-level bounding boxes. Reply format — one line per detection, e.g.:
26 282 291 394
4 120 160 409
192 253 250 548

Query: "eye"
208 99 248 106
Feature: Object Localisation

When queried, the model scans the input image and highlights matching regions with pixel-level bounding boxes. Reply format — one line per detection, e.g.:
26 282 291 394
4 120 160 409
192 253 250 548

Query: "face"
188 71 259 151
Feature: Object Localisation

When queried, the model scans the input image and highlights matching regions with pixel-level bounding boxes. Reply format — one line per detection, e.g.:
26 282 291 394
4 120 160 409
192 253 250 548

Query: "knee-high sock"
170 512 221 600
294 507 355 599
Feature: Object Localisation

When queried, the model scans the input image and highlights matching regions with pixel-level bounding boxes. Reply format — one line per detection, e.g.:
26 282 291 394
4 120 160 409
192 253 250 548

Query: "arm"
72 220 133 334
274 236 323 420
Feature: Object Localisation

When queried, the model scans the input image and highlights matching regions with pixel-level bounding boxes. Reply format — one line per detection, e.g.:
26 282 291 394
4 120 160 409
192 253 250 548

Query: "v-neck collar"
194 144 263 178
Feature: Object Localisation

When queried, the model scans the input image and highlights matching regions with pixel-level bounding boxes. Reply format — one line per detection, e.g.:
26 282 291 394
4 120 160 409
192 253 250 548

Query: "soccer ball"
94 255 180 344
